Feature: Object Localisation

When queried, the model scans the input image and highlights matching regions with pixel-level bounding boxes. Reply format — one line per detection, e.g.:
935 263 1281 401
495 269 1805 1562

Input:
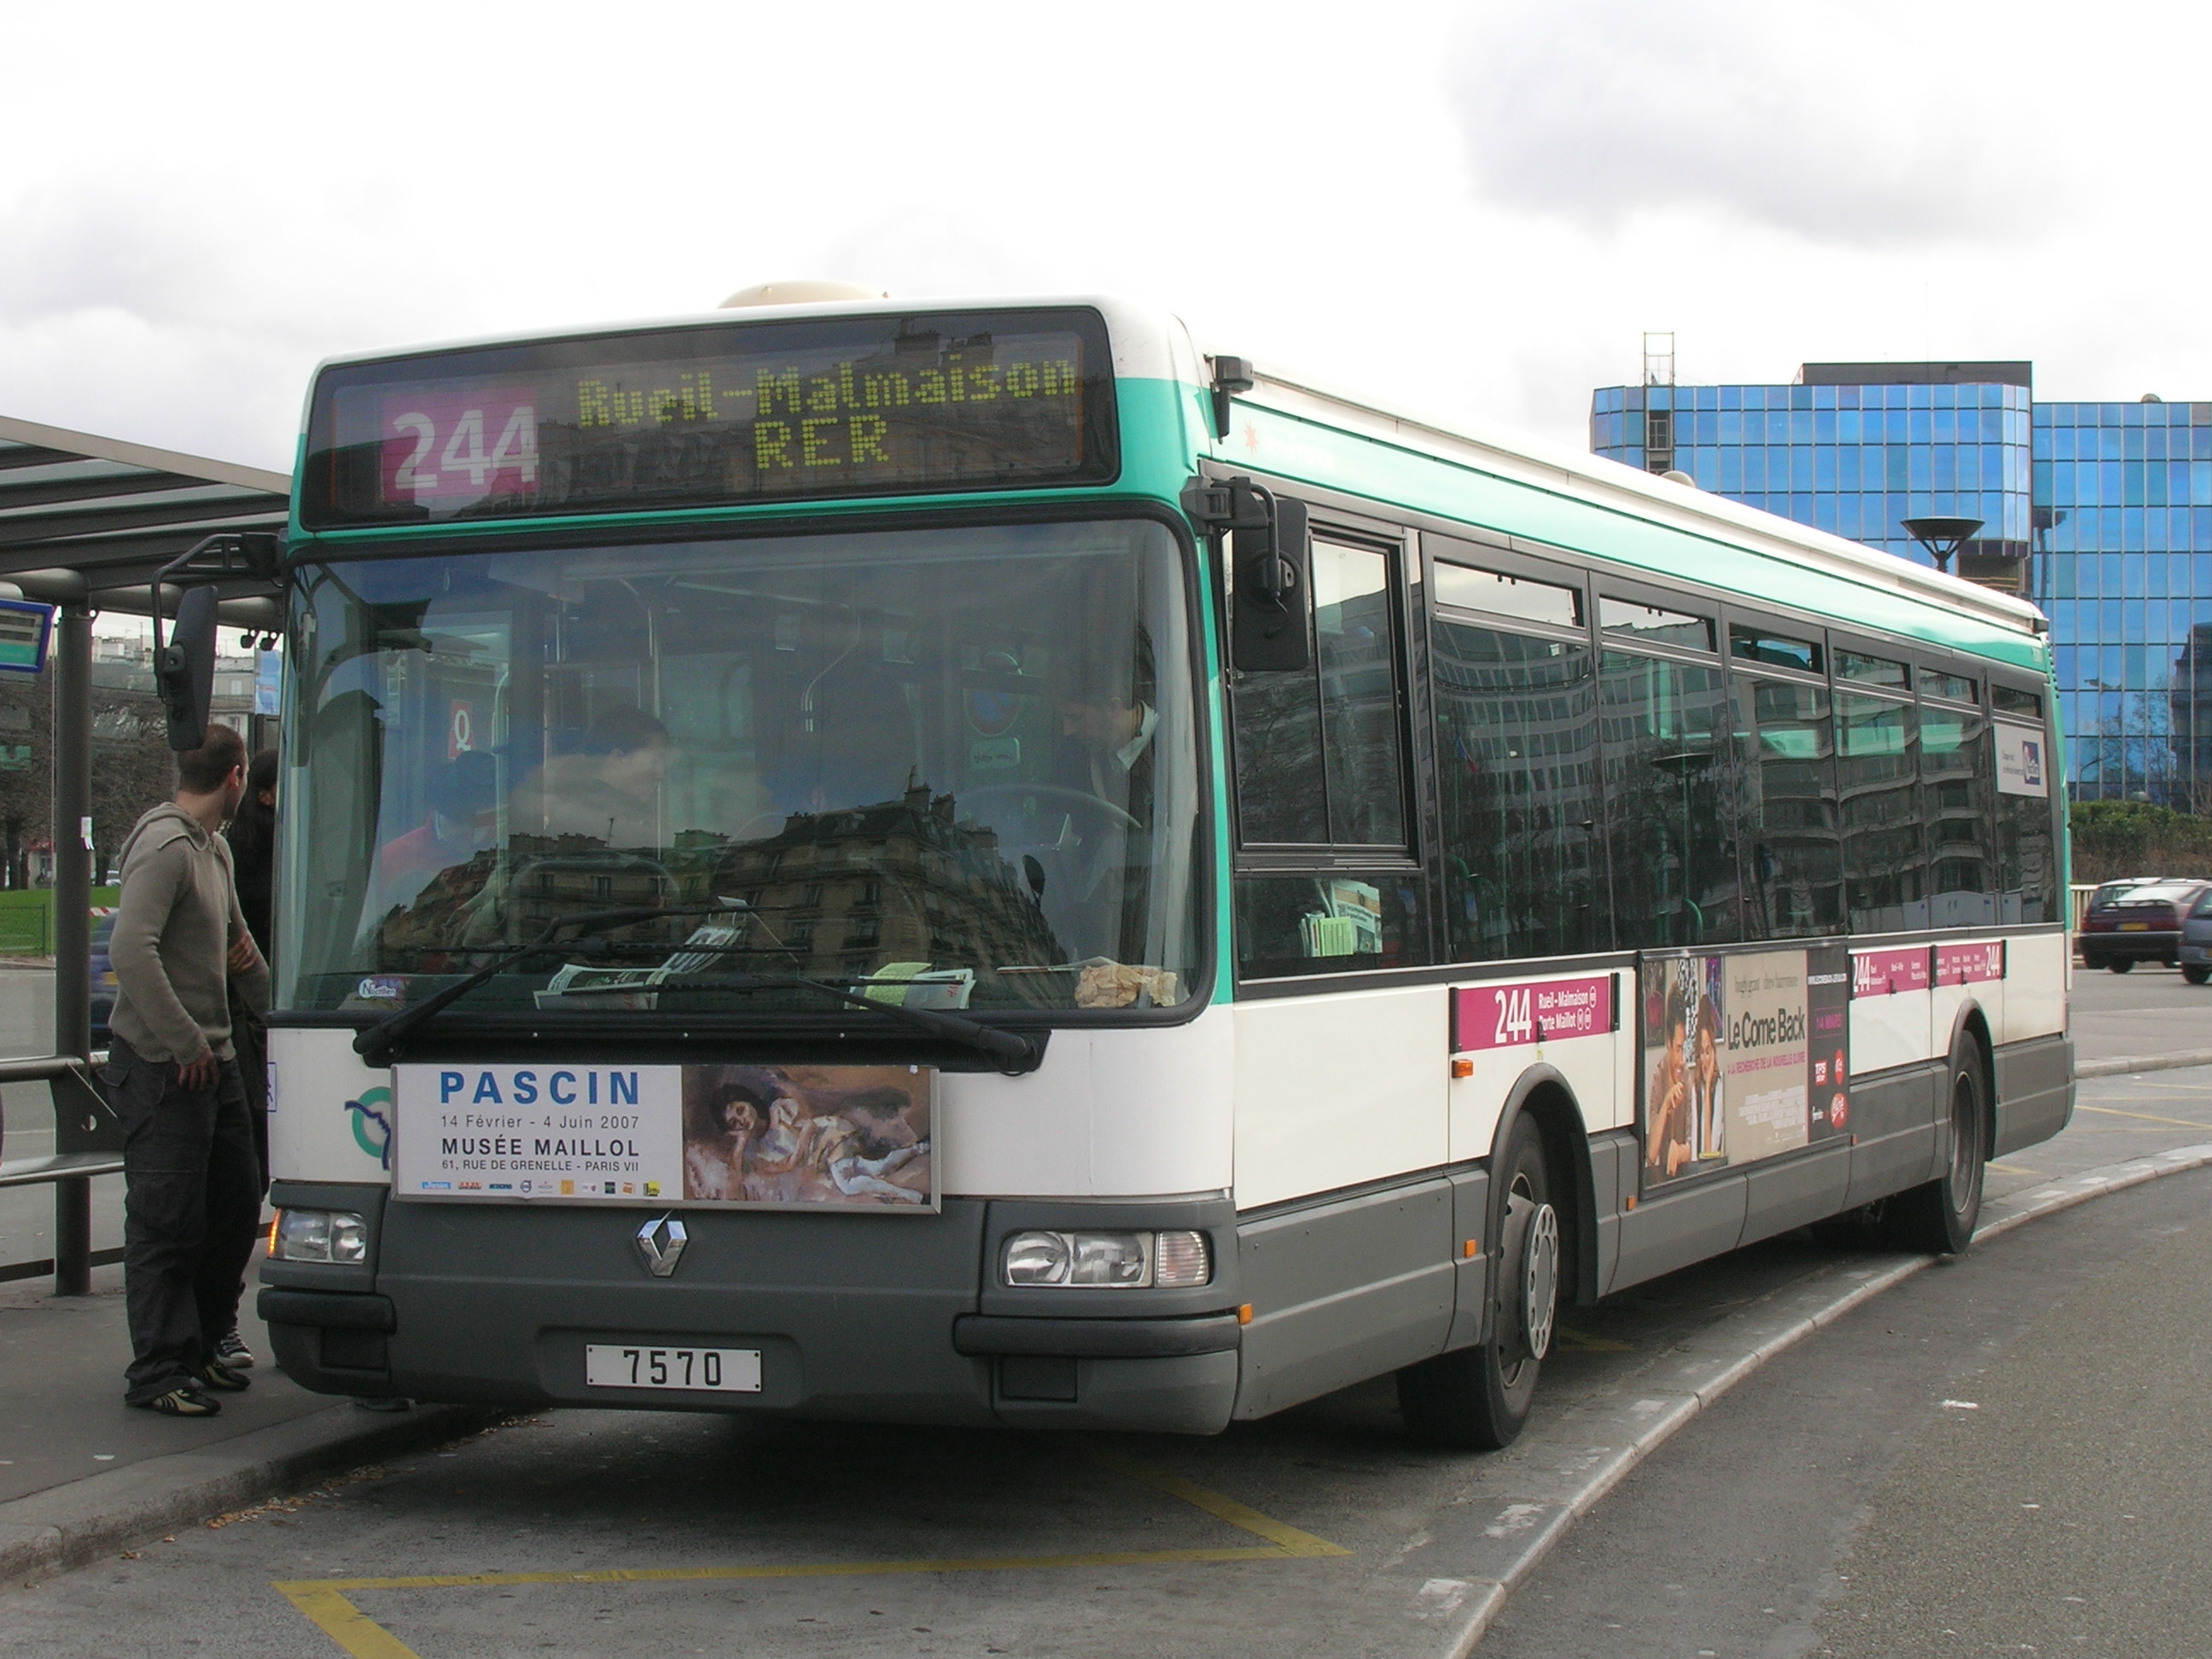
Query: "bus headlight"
1000 1229 1212 1289
273 1208 368 1263
1003 1230 1073 1284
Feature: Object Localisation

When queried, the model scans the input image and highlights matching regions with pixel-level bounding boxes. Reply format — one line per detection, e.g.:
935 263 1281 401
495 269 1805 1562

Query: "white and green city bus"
247 292 2069 1447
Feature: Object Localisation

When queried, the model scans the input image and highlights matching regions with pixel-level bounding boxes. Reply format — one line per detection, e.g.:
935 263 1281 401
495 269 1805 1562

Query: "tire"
1883 1042 1987 1254
2186 964 2211 986
1397 1112 1560 1451
2108 958 2134 973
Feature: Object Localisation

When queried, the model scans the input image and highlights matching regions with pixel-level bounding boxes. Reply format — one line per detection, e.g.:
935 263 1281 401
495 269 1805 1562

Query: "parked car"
2081 879 2212 972
2177 889 2212 984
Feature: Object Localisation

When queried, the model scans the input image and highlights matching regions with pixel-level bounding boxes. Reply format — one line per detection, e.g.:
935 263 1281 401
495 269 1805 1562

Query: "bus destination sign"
302 307 1117 528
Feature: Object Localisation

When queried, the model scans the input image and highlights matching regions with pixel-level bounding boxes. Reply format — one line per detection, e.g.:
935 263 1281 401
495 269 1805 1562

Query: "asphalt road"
2063 957 2212 1062
1476 1163 2212 1659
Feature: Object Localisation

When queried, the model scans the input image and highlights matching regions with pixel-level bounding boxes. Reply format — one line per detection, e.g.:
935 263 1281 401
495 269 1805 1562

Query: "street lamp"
1901 515 1983 576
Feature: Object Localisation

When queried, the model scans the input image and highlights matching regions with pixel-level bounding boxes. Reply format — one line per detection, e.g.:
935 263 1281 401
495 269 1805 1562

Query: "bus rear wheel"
1883 1042 1987 1254
1397 1113 1558 1451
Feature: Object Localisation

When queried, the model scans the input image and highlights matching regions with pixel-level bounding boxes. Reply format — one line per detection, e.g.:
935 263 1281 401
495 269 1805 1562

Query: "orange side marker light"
1451 1057 1474 1079
1236 1303 1254 1325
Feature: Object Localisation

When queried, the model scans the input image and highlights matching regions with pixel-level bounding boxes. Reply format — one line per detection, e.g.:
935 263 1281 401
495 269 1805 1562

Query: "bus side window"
1433 619 1601 962
1735 672 1842 940
1599 649 1740 949
1920 699 1994 928
1837 690 1923 933
1231 538 1409 850
1994 717 2057 923
1231 532 1423 980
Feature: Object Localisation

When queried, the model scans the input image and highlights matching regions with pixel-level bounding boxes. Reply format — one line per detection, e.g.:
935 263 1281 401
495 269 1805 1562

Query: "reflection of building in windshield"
714 780 1066 998
373 836 675 971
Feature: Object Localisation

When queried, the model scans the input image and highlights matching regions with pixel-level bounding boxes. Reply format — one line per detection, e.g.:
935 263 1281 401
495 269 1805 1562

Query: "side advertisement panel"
1641 945 1848 1189
392 1062 936 1211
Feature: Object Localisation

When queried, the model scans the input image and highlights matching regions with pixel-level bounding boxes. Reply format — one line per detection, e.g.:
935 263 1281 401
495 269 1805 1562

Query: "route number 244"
390 405 538 493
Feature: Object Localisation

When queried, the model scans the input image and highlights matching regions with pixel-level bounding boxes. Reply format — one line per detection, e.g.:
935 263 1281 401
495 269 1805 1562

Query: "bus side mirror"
156 585 219 752
1231 494 1311 673
1182 474 1313 674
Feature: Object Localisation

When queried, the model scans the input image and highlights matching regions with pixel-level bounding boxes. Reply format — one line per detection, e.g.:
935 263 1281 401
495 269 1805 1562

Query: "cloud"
1449 0 2067 246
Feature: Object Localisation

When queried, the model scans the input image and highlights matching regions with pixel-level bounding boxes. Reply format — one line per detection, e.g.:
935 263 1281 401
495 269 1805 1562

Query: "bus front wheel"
1397 1113 1558 1451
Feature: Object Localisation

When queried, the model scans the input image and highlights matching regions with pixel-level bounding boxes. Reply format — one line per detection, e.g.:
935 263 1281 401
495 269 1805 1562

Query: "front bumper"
259 1186 1243 1435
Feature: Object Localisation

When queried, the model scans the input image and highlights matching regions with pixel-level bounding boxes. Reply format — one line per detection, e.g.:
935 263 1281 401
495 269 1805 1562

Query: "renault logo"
633 1214 689 1278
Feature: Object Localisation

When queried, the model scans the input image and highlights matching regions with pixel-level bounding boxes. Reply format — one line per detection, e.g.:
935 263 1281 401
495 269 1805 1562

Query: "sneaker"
195 1360 252 1393
214 1330 255 1369
134 1385 220 1417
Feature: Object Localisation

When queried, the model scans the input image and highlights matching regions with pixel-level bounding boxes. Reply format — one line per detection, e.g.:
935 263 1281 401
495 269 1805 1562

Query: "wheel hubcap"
1522 1203 1559 1360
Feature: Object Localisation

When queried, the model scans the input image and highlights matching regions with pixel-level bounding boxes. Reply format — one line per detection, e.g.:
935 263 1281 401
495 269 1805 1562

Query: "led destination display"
302 307 1117 527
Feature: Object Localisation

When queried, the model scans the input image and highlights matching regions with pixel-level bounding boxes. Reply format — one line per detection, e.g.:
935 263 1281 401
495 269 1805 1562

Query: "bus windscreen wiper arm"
660 973 1042 1069
352 904 724 1068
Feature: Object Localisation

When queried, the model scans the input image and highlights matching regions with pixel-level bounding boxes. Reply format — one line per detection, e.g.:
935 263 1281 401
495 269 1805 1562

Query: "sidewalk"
0 1249 481 1587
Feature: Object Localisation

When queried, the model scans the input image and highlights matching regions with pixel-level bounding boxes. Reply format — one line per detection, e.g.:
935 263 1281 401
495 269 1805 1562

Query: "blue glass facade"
1590 379 2034 571
2033 400 2212 803
1592 370 2212 802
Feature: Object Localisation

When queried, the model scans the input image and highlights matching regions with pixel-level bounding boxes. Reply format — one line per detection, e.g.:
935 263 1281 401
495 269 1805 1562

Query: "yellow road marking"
275 1447 1351 1656
276 1586 423 1659
1986 1162 2043 1176
2075 1103 2212 1131
1084 1449 1351 1557
1554 1326 1634 1353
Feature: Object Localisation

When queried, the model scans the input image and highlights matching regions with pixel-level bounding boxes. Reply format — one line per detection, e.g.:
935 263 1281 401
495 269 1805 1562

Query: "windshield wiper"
352 904 725 1067
352 907 1043 1071
649 973 1041 1069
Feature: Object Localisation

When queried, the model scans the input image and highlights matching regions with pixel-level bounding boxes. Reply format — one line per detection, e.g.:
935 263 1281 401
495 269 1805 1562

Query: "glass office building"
1592 363 2212 803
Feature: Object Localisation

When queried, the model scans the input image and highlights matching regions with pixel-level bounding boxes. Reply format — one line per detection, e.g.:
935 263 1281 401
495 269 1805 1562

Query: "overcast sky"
5 1 2206 474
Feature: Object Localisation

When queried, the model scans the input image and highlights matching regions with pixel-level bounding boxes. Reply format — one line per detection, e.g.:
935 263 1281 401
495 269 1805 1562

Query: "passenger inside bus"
367 750 499 922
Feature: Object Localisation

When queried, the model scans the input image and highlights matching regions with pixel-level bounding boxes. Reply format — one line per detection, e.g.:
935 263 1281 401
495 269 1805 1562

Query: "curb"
0 1401 493 1593
2076 1048 2212 1078
1433 1139 2212 1658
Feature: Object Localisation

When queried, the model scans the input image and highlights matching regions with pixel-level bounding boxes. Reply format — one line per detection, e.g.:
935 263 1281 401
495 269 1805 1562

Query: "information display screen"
300 307 1117 528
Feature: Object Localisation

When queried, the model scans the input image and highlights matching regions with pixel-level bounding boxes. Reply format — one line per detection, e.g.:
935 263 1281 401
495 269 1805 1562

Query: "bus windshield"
277 517 1200 1019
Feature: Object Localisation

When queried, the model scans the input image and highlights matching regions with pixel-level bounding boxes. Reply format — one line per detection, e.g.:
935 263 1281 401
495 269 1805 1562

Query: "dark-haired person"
104 725 270 1417
216 747 279 1371
1644 976 1693 1182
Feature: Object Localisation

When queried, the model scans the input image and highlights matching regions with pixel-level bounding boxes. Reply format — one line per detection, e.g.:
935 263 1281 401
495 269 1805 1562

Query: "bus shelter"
0 415 289 1292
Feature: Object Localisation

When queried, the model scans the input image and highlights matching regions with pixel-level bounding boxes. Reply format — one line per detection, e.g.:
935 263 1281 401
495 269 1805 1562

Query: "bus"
242 292 2070 1449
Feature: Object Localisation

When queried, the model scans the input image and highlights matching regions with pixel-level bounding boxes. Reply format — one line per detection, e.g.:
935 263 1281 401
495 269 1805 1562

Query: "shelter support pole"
52 604 92 1296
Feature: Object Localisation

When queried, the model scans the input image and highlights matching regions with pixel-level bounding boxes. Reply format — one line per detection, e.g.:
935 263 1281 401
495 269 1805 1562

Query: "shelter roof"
0 415 289 615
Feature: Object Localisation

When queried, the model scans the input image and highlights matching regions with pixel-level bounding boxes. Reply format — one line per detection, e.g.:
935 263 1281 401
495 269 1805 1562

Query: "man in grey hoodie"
104 725 271 1416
